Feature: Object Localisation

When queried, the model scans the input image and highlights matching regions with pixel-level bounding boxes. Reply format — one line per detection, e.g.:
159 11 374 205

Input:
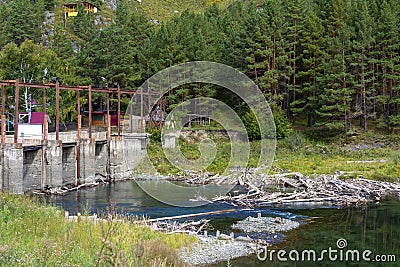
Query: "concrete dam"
0 131 149 194
0 79 168 194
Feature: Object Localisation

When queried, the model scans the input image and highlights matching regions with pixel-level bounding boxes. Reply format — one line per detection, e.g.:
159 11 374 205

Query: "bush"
147 127 161 143
242 110 261 141
271 104 293 140
242 104 293 141
284 131 306 150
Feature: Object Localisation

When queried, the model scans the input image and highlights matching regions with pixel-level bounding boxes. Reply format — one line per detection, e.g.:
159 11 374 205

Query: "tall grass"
0 194 194 266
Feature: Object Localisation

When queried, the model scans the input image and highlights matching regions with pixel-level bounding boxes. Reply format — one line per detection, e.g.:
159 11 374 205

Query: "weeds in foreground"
0 194 194 267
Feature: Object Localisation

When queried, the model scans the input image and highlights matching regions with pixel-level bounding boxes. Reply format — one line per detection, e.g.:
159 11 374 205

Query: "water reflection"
45 181 400 267
45 180 237 218
210 198 400 267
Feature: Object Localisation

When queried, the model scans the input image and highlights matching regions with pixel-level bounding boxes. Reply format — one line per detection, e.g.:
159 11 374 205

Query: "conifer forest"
0 0 399 134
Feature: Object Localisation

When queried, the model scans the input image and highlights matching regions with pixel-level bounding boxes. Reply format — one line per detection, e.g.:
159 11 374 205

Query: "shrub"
272 104 293 139
242 104 293 141
284 131 306 150
242 110 261 141
147 127 161 143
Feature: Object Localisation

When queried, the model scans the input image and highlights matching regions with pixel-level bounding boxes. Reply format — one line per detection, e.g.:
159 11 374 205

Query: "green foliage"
0 40 62 82
272 104 293 139
242 105 292 141
0 0 46 46
242 110 261 141
274 131 400 180
0 0 400 134
138 0 236 22
284 131 306 150
0 40 78 122
147 127 162 143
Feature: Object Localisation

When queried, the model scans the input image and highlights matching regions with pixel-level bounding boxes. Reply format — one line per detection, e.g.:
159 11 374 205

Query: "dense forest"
0 0 399 135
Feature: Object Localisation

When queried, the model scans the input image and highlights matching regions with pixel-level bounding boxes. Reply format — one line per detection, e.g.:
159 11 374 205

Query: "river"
45 180 400 267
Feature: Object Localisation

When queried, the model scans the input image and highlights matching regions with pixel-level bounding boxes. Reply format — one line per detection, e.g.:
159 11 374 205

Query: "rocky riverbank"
179 214 302 266
180 235 257 266
232 215 301 233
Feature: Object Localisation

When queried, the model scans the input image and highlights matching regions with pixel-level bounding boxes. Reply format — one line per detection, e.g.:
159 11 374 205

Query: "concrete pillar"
94 141 108 180
80 139 96 184
46 140 63 187
162 133 177 149
62 144 77 185
109 135 149 180
0 148 3 191
3 144 23 193
41 140 47 190
23 147 42 192
110 137 126 180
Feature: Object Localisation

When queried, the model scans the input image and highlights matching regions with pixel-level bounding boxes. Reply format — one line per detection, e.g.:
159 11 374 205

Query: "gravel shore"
179 235 258 266
232 215 301 233
180 215 301 266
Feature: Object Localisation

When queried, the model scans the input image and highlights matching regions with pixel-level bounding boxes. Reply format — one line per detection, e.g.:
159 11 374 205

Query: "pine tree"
291 1 325 126
258 0 290 108
375 0 400 130
72 3 99 85
93 1 152 88
285 0 306 122
3 0 46 45
316 0 353 133
242 3 268 86
347 0 375 131
220 1 248 71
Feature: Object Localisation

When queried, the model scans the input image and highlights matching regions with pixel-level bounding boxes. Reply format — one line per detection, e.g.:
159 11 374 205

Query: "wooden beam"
41 114 48 191
117 85 121 137
1 115 5 146
1 84 5 146
88 85 92 139
136 209 247 223
43 113 48 141
13 80 19 144
106 93 110 138
140 87 144 133
1 84 5 118
76 91 81 186
77 90 81 139
43 87 47 115
55 82 60 141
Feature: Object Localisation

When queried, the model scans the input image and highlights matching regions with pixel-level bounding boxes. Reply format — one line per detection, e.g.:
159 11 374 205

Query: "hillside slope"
136 0 237 21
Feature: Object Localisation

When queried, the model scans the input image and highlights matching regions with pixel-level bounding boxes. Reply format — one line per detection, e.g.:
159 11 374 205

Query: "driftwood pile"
209 171 400 207
170 171 239 185
150 219 211 235
39 181 101 195
139 209 246 235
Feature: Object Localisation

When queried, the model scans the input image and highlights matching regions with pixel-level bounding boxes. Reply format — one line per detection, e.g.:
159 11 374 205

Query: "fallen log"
137 209 250 223
259 196 341 205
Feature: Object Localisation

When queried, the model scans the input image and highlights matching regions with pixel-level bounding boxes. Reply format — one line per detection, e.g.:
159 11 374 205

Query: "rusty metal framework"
0 80 164 145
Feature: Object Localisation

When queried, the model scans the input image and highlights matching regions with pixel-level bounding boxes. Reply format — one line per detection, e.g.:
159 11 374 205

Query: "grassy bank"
143 130 400 181
0 194 194 267
275 131 400 181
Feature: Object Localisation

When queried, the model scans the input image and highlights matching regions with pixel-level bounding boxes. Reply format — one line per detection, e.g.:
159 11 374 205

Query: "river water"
45 180 400 267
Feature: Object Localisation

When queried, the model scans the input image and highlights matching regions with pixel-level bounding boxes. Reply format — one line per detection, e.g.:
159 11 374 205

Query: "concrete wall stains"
1 134 151 193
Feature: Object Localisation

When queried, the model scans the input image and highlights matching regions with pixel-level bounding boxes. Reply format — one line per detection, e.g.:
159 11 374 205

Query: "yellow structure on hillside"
64 1 98 17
